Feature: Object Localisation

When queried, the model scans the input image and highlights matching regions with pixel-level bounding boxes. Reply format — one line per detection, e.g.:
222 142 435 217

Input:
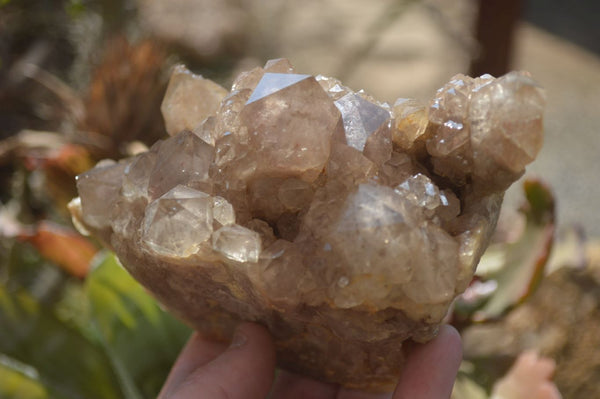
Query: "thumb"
166 322 276 399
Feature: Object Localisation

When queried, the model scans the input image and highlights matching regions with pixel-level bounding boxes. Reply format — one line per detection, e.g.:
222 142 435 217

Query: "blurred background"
0 1 598 398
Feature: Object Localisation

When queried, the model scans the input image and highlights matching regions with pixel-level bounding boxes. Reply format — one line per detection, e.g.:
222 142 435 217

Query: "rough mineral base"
70 59 544 391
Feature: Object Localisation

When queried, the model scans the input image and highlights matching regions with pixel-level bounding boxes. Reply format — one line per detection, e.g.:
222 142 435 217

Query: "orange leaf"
19 221 97 278
44 144 94 176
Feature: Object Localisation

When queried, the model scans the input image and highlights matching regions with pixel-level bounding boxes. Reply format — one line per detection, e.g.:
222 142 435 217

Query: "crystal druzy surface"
70 59 544 390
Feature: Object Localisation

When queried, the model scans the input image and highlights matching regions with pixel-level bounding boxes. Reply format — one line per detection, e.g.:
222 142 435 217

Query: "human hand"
158 322 462 399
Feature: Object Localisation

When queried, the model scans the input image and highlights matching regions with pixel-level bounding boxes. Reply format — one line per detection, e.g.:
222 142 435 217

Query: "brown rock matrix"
69 59 544 390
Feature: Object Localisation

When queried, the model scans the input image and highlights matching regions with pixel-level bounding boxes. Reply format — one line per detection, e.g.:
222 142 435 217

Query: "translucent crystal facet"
142 186 213 257
239 73 341 182
212 196 235 227
392 98 429 152
230 56 295 92
71 59 544 391
469 71 545 174
316 74 352 100
246 73 311 104
255 239 310 306
422 71 545 190
328 184 417 286
212 224 261 263
161 64 228 136
76 160 127 229
334 93 391 152
122 151 156 200
148 130 214 199
428 74 473 124
400 225 459 304
395 173 443 210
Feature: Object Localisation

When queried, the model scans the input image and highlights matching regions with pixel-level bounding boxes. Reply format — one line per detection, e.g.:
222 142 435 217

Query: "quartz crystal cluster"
70 59 544 390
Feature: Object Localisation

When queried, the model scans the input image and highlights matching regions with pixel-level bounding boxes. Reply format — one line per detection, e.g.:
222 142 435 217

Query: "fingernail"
230 329 247 349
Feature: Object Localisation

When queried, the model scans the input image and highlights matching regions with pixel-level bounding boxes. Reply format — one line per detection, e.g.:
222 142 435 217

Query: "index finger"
393 325 462 399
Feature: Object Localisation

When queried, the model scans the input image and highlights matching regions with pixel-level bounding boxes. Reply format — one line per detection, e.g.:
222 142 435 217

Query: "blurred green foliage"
65 0 86 18
86 253 191 398
0 252 191 399
0 358 52 399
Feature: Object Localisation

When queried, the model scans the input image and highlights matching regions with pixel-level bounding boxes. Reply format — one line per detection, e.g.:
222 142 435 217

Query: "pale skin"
158 323 462 399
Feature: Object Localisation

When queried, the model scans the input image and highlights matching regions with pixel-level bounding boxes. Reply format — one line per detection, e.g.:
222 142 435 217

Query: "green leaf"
85 252 191 398
473 180 555 320
65 0 86 18
0 358 47 399
0 285 122 399
0 355 60 399
523 180 555 225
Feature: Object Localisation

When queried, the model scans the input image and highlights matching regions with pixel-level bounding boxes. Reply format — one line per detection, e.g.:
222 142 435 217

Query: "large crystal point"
76 160 127 229
238 73 341 182
469 71 545 178
425 71 544 190
148 130 214 199
71 59 545 391
142 185 214 257
334 93 391 152
122 151 157 200
246 73 311 103
425 75 479 185
161 65 228 136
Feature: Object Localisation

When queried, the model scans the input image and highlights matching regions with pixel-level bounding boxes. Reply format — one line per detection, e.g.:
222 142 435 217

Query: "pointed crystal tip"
247 73 311 104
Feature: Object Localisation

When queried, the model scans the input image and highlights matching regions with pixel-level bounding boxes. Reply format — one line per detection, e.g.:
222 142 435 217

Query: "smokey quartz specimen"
69 59 545 391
